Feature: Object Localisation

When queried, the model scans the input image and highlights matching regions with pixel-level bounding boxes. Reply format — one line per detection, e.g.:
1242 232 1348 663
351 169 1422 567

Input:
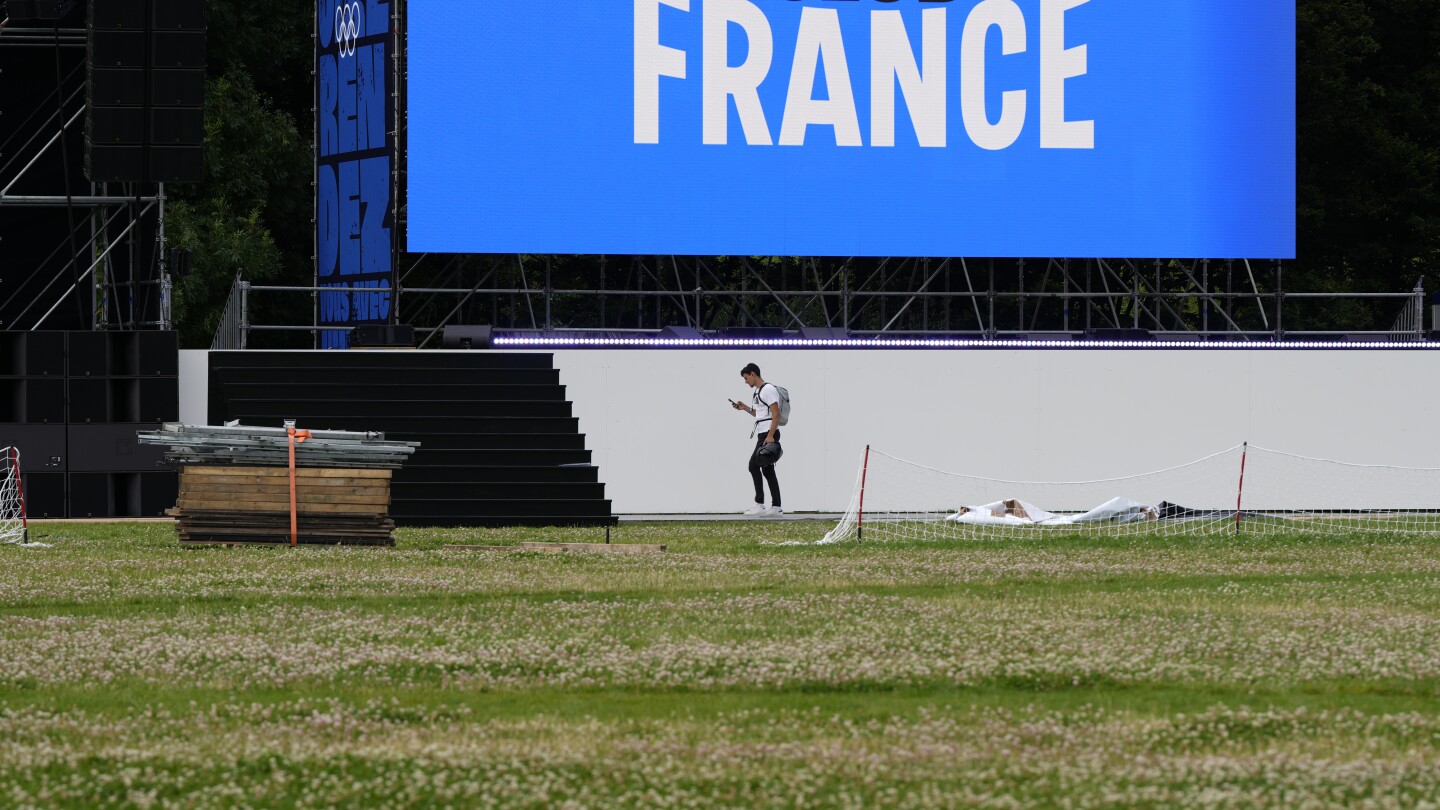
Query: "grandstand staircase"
207 351 614 528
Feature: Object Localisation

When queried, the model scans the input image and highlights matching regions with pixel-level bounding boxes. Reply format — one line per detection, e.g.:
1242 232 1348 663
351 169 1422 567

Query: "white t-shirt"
752 383 780 431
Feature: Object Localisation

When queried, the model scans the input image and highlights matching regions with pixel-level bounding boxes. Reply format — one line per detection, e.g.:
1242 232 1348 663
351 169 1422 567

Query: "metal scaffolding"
0 20 172 332
218 256 1429 348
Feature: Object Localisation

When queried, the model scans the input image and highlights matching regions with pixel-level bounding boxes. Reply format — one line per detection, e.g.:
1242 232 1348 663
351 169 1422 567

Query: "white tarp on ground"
947 497 1158 526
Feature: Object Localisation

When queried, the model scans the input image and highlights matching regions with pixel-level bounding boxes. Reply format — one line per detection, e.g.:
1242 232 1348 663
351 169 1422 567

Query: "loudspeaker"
84 0 206 183
20 473 65 519
24 379 65 424
6 0 70 21
23 331 65 376
137 377 178 422
87 67 146 106
352 324 415 348
85 144 145 183
6 425 66 472
151 1 204 30
136 331 178 376
68 424 168 471
90 0 145 29
66 332 109 377
149 107 202 145
67 378 109 423
147 146 203 182
659 326 702 339
67 472 110 518
87 107 145 144
441 325 493 350
150 69 204 106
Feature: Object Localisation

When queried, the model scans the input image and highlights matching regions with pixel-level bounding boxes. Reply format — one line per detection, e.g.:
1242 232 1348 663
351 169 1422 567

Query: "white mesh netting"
822 445 1440 544
0 446 29 545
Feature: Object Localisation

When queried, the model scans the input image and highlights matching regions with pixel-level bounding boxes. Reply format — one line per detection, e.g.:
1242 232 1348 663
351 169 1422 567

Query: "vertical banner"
316 0 394 349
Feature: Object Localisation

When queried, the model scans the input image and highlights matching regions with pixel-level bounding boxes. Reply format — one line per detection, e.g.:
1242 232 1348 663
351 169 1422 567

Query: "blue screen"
407 0 1294 258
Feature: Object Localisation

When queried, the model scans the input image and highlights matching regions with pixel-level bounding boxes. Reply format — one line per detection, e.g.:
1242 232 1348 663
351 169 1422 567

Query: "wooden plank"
180 478 394 492
177 492 391 504
177 496 389 512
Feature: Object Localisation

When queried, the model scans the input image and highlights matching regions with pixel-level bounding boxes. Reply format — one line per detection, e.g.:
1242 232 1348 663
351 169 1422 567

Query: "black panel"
24 332 66 376
20 472 65 519
88 66 146 106
89 0 146 30
149 108 203 145
136 331 178 375
139 471 178 517
67 424 167 472
89 29 146 68
0 380 20 422
149 30 204 68
4 425 66 473
88 106 146 145
108 378 138 422
85 143 145 183
149 69 204 106
151 0 205 30
442 325 493 349
108 333 139 375
147 146 203 182
67 332 109 377
111 472 141 516
209 351 556 370
68 472 110 518
137 377 178 422
8 0 67 21
24 378 65 424
68 378 109 423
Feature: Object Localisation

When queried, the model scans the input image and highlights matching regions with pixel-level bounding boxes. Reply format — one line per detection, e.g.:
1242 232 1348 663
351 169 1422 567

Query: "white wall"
180 349 1440 514
546 349 1440 514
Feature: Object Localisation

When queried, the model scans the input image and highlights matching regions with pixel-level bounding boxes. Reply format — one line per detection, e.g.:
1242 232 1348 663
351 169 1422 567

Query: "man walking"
732 363 782 516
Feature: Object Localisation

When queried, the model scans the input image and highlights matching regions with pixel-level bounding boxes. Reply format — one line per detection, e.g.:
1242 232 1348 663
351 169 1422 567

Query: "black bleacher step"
383 433 586 451
391 481 605 500
230 403 578 429
224 416 583 435
405 448 591 466
220 383 566 402
390 499 614 518
211 351 554 371
229 400 573 419
218 397 567 423
213 367 561 386
399 515 617 528
394 465 599 484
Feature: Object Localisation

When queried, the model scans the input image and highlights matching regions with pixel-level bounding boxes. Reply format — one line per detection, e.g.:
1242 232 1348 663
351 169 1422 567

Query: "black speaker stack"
85 0 206 183
0 331 179 518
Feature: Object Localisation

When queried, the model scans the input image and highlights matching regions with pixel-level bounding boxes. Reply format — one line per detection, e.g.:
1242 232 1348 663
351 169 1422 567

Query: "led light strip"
493 337 1440 350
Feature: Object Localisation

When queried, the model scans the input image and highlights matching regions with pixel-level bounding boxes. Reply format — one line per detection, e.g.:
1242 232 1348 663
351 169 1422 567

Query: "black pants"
749 428 781 507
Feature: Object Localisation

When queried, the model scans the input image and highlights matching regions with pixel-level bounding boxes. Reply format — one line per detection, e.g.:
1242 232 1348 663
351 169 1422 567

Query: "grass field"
4 521 1440 808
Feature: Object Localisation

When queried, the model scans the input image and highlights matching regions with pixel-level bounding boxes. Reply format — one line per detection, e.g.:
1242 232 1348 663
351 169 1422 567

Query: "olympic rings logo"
334 2 362 58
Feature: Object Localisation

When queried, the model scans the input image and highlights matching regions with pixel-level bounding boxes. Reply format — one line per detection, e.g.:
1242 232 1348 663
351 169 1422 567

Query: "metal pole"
240 281 251 349
157 182 171 330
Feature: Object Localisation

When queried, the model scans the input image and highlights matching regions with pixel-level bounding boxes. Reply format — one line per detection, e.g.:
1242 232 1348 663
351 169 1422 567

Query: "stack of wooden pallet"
138 423 418 546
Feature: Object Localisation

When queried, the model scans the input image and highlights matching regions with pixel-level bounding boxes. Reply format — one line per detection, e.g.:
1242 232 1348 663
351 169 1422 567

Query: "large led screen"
407 0 1295 258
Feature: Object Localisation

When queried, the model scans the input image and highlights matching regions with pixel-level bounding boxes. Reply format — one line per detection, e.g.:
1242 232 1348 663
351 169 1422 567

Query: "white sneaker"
743 503 768 516
761 506 784 518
